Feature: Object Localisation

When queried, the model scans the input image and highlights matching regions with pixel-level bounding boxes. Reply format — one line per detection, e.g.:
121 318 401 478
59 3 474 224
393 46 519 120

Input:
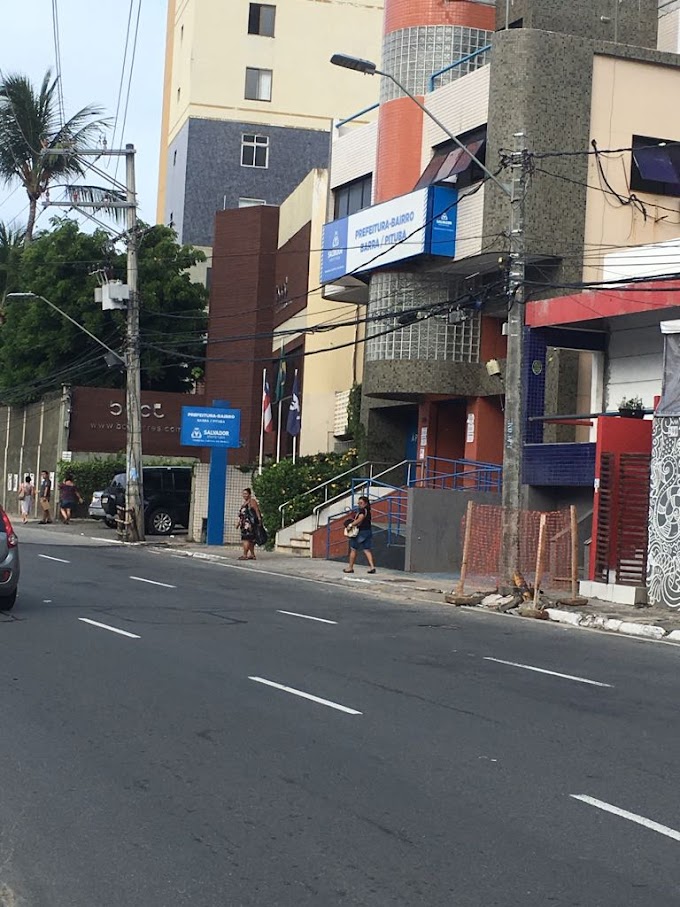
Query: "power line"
114 0 142 182
112 0 136 152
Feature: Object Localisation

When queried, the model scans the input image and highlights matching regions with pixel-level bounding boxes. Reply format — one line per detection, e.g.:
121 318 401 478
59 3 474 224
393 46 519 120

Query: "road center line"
277 609 337 625
571 795 680 842
248 676 362 715
483 657 612 688
78 618 140 639
129 576 177 589
39 554 70 564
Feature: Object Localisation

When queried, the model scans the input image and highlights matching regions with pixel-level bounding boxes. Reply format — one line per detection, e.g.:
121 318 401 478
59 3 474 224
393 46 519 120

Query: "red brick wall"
385 0 496 31
374 98 424 202
205 206 280 465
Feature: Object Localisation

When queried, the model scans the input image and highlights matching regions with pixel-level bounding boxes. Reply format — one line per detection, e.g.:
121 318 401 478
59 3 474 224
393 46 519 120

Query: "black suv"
101 466 192 535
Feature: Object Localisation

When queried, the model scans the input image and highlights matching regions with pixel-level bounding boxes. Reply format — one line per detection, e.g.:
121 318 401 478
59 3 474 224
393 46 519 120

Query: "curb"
545 608 669 640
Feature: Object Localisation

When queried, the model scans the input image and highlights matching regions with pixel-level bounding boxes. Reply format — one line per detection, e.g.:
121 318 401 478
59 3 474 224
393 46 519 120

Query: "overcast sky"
0 0 166 231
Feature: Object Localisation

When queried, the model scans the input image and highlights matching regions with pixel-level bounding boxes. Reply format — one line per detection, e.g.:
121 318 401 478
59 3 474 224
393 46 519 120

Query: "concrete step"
290 537 311 549
275 543 310 557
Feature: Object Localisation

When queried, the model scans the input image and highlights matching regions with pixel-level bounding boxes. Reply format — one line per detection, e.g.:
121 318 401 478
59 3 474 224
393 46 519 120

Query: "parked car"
100 466 192 536
0 506 19 611
88 491 117 529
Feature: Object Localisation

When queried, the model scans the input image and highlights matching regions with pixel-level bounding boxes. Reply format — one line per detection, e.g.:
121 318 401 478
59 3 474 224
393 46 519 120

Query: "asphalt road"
2 527 680 906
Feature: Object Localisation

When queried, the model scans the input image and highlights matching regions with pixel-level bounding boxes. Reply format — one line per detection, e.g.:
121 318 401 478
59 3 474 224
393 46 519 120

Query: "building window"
241 134 269 168
176 87 181 102
245 67 273 101
333 175 373 219
173 149 177 167
180 24 184 41
248 3 276 37
630 135 680 198
239 197 266 207
415 129 487 191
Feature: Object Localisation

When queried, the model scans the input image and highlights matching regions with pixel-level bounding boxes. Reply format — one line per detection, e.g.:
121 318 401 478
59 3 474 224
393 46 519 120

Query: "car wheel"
0 589 17 611
147 508 174 536
105 517 117 529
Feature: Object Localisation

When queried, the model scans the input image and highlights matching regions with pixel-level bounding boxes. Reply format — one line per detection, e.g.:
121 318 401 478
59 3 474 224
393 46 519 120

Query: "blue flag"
286 370 301 437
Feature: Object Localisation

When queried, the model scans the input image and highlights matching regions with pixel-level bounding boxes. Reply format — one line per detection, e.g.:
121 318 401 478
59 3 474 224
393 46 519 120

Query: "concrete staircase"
277 529 314 557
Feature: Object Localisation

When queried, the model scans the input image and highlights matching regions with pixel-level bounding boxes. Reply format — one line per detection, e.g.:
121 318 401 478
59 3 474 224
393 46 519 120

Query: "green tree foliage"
0 219 208 404
252 449 358 537
0 70 108 241
0 222 24 304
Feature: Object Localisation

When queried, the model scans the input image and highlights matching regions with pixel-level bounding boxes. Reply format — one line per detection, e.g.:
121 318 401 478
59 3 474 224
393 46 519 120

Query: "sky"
0 0 166 230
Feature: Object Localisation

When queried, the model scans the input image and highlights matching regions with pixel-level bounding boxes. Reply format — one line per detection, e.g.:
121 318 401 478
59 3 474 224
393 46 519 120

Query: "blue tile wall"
523 442 596 486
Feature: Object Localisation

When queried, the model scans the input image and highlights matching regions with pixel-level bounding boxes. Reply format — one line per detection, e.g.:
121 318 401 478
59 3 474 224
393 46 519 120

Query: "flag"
274 353 287 403
262 376 274 433
286 369 301 437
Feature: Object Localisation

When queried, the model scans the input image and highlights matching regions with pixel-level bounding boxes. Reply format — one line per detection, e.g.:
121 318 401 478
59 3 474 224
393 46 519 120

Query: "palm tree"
0 70 108 242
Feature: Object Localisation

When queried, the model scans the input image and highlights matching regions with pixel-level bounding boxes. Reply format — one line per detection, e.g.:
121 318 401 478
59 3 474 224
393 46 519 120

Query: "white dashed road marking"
277 610 337 625
78 618 140 639
249 676 362 715
483 657 612 688
39 554 70 564
571 795 680 842
129 576 177 589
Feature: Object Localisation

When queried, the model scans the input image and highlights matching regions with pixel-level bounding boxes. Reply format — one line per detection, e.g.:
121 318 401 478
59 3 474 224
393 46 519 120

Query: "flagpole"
276 400 283 463
258 367 266 476
293 436 297 465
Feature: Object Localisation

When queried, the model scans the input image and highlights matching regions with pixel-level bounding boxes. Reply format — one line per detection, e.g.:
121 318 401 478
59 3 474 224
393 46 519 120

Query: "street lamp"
6 292 124 364
330 51 527 588
330 53 508 195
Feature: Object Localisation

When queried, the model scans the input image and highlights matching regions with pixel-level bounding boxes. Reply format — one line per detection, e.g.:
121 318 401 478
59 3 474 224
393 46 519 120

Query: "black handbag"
254 522 268 546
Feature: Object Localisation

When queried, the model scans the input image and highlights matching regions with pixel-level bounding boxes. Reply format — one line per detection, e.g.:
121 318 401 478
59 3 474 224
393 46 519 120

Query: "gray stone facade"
483 29 680 289
165 118 330 247
497 0 658 47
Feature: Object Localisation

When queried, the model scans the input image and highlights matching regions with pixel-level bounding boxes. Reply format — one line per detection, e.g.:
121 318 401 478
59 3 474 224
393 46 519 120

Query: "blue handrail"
428 44 492 92
335 102 380 130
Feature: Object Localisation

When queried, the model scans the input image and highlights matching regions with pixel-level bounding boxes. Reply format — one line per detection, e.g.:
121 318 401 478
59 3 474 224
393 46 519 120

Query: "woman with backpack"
18 474 35 524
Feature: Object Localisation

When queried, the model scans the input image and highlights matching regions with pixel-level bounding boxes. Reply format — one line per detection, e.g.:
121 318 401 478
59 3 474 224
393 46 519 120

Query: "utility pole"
500 132 528 586
124 144 144 541
44 144 144 541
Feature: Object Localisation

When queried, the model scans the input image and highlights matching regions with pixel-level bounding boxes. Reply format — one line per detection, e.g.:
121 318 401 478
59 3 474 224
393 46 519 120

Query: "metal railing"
279 460 389 528
428 44 492 92
311 459 413 527
335 102 380 130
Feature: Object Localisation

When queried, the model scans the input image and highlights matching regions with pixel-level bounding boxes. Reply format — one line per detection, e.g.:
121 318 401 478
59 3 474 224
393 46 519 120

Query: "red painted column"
375 0 496 203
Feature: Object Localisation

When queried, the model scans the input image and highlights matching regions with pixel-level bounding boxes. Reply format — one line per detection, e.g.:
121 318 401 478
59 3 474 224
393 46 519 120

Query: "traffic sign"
180 406 241 448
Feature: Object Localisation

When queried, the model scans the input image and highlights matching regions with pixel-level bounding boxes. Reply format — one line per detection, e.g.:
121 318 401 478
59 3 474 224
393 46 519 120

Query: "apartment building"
157 0 384 247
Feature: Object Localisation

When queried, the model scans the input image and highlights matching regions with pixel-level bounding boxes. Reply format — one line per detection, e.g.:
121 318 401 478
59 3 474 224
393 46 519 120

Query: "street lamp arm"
6 293 124 364
330 52 510 198
374 67 510 198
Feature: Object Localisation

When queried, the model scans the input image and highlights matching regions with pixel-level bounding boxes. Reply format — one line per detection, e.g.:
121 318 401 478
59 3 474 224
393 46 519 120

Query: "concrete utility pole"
124 144 144 542
43 144 145 541
499 132 528 585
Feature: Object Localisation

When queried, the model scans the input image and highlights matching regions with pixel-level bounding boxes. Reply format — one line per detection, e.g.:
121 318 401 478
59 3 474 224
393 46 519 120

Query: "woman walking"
236 487 261 560
58 473 83 524
344 495 376 574
18 474 35 524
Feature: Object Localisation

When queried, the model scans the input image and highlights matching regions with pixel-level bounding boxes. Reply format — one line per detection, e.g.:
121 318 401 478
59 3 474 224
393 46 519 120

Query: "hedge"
252 449 358 542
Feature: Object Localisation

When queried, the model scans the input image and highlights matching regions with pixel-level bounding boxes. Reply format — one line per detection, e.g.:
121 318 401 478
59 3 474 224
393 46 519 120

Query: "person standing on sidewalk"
344 495 376 574
58 473 83 524
18 474 35 524
236 487 262 560
38 470 53 524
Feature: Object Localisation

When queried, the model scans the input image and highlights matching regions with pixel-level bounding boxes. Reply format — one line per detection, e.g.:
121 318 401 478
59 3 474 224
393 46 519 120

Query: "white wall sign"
466 413 476 444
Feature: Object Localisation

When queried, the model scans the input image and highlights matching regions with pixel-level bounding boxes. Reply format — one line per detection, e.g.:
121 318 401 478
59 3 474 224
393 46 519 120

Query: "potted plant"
618 395 645 418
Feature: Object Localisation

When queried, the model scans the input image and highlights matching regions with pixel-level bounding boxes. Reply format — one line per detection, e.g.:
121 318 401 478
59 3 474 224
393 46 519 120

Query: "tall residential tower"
157 0 384 247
